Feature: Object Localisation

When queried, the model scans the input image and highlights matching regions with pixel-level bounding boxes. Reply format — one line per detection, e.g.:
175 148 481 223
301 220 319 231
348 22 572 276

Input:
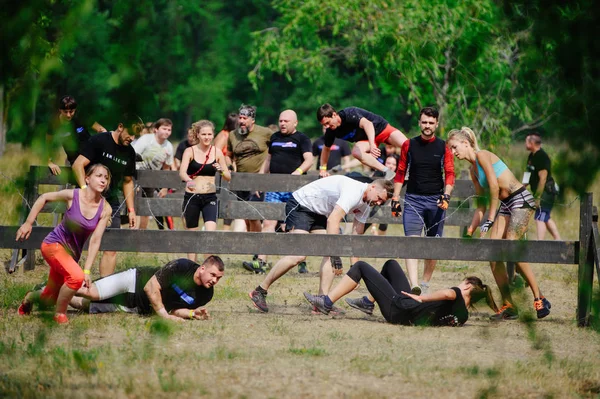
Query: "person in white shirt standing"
249 175 393 313
132 118 175 230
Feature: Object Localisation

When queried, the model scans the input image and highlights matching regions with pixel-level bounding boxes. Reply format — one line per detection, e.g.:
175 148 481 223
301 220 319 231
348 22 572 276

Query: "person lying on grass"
68 256 224 321
304 260 498 326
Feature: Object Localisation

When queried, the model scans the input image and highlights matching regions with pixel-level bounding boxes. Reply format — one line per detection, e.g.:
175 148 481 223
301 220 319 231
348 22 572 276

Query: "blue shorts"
265 191 293 203
402 193 445 237
534 207 552 222
284 197 327 232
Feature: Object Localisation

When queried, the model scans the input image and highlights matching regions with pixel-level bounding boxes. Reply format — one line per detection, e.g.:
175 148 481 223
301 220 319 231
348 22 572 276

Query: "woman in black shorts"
179 120 231 261
305 259 498 327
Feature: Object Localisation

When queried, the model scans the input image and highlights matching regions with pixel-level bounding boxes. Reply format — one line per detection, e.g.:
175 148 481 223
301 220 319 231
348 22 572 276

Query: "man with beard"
242 109 314 273
72 114 140 276
390 107 455 294
226 104 273 233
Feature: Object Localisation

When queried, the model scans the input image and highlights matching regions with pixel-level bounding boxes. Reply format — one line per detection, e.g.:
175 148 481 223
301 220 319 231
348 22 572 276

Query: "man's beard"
238 125 249 136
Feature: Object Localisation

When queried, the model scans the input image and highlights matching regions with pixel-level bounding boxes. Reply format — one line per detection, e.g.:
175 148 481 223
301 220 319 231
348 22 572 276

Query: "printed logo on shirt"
272 142 298 148
77 127 84 133
102 151 129 166
171 283 195 305
341 130 356 141
318 144 340 151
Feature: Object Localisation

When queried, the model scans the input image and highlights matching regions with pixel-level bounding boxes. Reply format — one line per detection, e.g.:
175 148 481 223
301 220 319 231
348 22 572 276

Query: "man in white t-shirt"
132 118 175 229
249 175 393 313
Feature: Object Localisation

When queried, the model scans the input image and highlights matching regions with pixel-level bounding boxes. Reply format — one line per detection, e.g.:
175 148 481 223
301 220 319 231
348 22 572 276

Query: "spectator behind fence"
524 132 562 240
213 113 239 231
46 95 107 175
132 118 176 230
179 120 231 262
174 126 197 170
72 114 140 277
312 125 351 173
226 104 272 233
242 110 314 274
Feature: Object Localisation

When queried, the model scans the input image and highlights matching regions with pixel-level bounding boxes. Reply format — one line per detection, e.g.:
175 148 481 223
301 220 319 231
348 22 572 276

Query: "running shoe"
534 297 551 319
18 292 32 316
249 290 268 313
384 168 396 181
345 296 374 316
53 313 69 324
298 261 308 274
541 296 552 309
410 286 422 295
304 292 331 315
311 304 345 316
489 304 518 321
242 260 267 274
420 281 430 294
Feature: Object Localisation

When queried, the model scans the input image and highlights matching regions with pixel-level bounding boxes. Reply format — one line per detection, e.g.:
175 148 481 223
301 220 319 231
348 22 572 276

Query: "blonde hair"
190 120 215 139
448 127 480 152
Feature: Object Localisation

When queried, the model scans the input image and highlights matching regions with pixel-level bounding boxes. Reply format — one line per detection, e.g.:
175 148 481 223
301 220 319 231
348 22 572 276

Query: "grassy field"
1 143 600 398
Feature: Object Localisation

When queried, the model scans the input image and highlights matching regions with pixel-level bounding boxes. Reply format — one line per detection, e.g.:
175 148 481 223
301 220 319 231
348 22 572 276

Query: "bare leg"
328 275 360 303
422 259 437 282
405 258 419 288
139 216 150 230
259 255 306 290
352 142 386 172
535 220 547 240
232 219 247 232
318 257 334 295
508 208 541 299
386 130 408 147
256 219 278 263
75 284 100 300
546 219 561 240
99 251 117 277
55 284 77 315
247 219 262 232
489 215 513 305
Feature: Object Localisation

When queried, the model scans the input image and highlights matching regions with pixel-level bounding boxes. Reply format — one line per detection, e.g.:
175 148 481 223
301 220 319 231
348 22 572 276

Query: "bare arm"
467 167 486 236
46 133 62 175
476 152 500 223
143 276 181 321
293 152 314 175
349 219 365 264
122 176 137 229
259 154 271 175
341 155 351 172
326 205 347 235
535 169 548 199
319 146 332 177
358 117 380 158
82 202 112 285
215 150 231 181
16 190 74 241
214 132 227 154
72 155 91 188
91 121 107 133
401 288 457 303
170 307 210 320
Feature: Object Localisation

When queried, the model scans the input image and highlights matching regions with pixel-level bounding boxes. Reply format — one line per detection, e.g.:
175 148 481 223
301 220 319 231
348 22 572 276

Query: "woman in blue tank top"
179 120 231 262
16 164 113 324
447 127 551 321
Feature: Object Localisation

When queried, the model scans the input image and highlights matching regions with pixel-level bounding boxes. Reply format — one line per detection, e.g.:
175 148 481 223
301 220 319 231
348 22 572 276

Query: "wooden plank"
577 193 594 327
592 218 600 289
0 226 577 264
136 170 186 190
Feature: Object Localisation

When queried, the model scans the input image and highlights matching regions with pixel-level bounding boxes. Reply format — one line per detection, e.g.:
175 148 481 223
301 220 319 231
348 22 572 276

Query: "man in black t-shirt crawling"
70 256 225 321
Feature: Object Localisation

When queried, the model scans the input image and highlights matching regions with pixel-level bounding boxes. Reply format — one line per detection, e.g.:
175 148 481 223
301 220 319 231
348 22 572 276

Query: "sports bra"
475 157 508 188
187 146 218 178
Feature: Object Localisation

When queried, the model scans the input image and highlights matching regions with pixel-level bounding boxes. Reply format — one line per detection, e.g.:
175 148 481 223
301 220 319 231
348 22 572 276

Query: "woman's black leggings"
346 260 410 322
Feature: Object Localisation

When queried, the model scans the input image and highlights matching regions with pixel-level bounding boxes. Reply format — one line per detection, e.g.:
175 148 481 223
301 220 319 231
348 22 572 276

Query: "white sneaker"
420 282 430 294
384 168 396 181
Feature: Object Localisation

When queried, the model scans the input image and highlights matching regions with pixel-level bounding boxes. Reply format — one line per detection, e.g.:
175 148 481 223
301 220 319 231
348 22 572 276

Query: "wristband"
80 185 87 190
319 165 327 171
83 269 91 275
295 168 303 174
128 207 135 213
189 309 195 319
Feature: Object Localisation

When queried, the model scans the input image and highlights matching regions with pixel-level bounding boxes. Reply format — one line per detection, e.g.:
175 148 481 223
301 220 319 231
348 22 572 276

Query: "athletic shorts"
358 124 398 147
90 268 139 314
534 207 553 222
108 199 122 229
182 192 218 228
284 197 327 232
265 191 293 203
402 193 445 237
498 187 535 217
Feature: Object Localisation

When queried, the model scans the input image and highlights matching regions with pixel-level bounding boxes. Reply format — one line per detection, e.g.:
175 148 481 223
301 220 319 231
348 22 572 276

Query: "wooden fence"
1 166 598 327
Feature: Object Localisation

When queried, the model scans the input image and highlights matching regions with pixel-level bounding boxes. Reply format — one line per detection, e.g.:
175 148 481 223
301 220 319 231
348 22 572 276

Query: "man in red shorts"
316 104 407 180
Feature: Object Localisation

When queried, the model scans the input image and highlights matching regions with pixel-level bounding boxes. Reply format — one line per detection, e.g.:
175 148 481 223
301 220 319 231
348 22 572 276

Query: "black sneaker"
298 261 308 274
534 297 551 319
303 292 331 315
490 304 519 321
345 297 374 315
249 290 268 313
243 260 267 274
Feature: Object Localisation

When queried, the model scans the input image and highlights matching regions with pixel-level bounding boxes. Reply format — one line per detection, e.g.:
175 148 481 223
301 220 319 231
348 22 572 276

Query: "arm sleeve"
300 135 312 154
394 140 410 184
323 130 336 147
541 152 551 171
443 145 456 186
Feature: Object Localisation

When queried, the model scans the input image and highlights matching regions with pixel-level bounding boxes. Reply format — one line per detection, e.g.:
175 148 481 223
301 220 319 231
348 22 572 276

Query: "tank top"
186 146 218 177
43 189 105 262
475 157 509 189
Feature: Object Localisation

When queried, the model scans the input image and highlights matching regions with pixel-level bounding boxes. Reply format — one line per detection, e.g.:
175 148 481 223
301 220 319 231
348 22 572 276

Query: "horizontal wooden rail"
0 226 577 264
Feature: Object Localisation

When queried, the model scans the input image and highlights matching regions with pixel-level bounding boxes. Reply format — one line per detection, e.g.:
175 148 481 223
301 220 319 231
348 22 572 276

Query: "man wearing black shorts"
71 256 225 321
72 114 140 276
524 132 561 240
316 104 407 179
390 107 455 294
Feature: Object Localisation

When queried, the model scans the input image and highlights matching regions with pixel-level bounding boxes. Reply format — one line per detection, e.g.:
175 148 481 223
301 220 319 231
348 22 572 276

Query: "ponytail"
448 127 481 152
465 276 498 312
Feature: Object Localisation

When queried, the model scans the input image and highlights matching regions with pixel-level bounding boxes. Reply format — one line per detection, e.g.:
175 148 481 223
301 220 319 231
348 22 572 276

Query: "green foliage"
146 317 174 339
288 346 326 356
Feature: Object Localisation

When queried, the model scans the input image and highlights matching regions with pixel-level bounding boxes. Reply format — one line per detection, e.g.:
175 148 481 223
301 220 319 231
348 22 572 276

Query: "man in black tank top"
390 107 455 294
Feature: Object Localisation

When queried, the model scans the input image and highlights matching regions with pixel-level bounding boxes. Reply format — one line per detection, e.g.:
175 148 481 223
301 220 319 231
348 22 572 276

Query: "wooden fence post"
577 193 594 327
